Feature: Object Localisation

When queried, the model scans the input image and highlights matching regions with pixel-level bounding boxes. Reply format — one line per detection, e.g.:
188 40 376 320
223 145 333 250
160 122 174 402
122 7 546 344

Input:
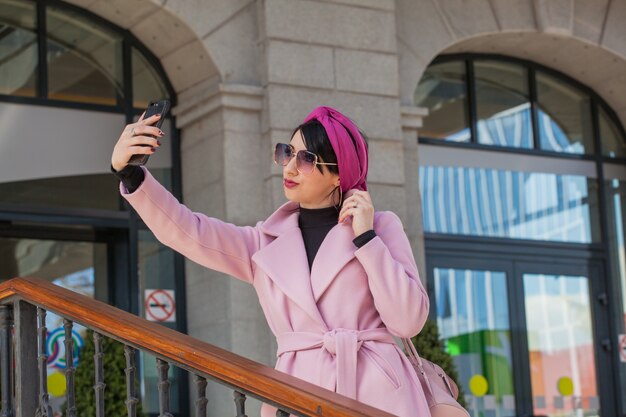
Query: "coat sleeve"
119 167 260 284
354 211 429 338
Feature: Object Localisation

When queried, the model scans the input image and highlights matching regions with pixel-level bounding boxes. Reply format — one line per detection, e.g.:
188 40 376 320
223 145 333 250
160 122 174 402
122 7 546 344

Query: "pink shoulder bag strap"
401 337 471 417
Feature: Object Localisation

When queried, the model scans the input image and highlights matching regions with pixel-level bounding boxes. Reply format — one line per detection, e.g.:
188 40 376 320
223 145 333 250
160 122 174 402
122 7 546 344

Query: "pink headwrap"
302 106 369 192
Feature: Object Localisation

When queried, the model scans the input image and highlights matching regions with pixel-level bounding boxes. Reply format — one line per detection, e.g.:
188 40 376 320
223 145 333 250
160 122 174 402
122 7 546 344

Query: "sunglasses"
273 143 338 175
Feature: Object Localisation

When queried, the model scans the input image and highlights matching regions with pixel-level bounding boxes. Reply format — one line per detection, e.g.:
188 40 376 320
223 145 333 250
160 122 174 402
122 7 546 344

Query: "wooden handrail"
0 277 397 417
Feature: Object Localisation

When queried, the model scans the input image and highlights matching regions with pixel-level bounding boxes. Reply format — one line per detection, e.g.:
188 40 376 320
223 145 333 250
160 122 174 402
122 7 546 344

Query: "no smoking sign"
145 289 176 323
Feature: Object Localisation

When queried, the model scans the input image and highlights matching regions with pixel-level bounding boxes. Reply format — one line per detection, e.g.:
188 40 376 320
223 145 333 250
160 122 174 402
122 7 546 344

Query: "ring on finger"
130 127 135 136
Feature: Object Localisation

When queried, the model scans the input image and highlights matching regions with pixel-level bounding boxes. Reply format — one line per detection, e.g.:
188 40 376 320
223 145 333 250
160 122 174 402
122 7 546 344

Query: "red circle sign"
145 289 176 322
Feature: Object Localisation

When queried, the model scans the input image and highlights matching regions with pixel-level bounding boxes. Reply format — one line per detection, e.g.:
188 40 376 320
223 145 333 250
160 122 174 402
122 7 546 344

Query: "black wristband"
353 229 377 248
111 164 145 193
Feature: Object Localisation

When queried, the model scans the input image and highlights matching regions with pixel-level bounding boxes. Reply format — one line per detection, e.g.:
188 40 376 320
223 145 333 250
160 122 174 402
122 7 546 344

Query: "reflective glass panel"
132 47 168 110
474 61 533 149
0 103 127 210
46 6 123 105
599 106 626 159
138 229 179 413
524 273 599 417
0 173 121 210
434 267 515 417
419 166 601 243
604 178 626 413
0 236 108 414
0 0 37 96
536 71 593 154
415 61 470 142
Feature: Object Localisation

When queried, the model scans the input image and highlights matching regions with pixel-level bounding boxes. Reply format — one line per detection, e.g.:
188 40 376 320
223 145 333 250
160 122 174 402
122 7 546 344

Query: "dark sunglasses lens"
274 143 292 165
296 151 316 173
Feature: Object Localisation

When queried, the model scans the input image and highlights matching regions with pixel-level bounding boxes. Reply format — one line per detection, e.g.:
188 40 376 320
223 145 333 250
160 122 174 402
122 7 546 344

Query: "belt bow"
276 328 395 398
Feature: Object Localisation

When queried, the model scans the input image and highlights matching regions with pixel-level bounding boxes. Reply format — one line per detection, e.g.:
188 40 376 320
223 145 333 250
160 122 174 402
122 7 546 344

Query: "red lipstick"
284 179 298 189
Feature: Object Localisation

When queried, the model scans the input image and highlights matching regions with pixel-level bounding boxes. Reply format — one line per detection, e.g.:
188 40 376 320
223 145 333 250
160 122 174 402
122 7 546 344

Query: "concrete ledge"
400 106 429 131
174 82 264 128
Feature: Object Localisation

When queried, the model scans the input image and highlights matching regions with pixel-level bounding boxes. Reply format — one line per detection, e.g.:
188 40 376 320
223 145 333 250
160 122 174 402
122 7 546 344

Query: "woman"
111 106 431 417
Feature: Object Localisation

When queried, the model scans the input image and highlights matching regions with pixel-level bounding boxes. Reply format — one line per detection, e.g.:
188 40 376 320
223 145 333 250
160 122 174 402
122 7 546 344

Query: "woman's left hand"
338 190 375 237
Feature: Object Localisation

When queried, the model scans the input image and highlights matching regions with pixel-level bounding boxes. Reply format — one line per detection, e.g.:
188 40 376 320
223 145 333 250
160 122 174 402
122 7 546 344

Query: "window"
416 55 626 159
415 61 469 142
535 72 593 154
0 0 175 211
0 0 38 97
474 60 532 149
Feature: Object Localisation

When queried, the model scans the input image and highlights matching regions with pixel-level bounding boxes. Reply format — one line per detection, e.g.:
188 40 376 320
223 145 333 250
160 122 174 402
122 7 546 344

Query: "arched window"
415 54 626 417
415 54 626 244
415 55 626 157
1 0 170 108
0 0 175 211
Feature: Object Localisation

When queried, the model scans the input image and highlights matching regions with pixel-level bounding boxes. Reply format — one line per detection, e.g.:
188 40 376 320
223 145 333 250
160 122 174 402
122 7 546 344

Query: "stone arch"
396 0 626 128
64 0 261 94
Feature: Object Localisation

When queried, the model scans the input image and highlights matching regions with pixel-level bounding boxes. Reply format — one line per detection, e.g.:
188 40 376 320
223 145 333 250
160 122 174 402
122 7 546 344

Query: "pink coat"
121 167 431 417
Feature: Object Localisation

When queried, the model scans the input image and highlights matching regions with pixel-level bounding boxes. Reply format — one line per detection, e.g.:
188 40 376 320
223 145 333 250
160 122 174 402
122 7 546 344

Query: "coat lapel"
310 188 359 301
310 221 356 302
252 200 326 328
252 191 360 327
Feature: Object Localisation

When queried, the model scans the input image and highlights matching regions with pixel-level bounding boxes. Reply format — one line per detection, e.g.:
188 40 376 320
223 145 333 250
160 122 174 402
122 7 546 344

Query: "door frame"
425 234 620 417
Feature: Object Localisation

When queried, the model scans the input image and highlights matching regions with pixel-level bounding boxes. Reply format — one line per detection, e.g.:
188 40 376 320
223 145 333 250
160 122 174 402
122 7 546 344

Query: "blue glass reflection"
419 166 599 243
477 104 533 148
537 109 586 154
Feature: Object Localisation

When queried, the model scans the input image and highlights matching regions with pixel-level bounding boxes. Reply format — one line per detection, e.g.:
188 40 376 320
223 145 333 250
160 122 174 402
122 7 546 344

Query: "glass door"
427 253 617 417
515 261 613 417
428 257 517 417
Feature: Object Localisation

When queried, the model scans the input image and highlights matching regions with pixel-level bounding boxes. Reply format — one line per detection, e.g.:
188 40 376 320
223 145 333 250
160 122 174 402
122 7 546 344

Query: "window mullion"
36 0 47 98
122 39 133 119
528 67 540 151
466 59 478 144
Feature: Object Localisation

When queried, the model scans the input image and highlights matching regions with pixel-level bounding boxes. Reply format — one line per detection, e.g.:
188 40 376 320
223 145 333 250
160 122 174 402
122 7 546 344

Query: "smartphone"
127 99 171 166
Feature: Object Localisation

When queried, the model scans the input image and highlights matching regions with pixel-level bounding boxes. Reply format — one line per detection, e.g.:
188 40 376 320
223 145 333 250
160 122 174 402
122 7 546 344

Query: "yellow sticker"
48 372 67 397
469 375 489 397
557 376 574 396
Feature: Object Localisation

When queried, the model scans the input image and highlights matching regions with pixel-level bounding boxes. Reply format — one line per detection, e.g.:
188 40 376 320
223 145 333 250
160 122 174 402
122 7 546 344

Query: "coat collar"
252 190 359 328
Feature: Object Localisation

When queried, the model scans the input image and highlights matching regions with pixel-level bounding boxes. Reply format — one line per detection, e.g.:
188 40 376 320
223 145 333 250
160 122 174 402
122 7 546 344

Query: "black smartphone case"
127 99 171 166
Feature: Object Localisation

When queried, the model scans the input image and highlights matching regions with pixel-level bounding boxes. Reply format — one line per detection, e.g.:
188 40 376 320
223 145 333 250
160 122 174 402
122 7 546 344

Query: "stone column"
173 80 271 417
400 106 429 285
257 0 407 216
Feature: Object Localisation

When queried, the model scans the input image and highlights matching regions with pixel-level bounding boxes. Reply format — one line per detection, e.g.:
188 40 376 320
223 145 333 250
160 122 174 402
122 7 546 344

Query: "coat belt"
276 328 396 398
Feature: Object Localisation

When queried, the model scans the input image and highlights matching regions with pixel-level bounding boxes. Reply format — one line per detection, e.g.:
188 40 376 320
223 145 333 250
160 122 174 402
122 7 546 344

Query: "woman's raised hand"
111 112 164 172
338 190 375 237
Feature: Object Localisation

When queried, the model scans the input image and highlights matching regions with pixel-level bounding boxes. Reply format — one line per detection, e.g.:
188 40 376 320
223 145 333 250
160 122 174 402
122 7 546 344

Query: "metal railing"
0 277 396 417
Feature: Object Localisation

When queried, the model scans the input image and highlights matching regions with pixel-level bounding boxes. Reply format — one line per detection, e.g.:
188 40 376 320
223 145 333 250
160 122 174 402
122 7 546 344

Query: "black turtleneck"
112 165 377 269
299 205 376 270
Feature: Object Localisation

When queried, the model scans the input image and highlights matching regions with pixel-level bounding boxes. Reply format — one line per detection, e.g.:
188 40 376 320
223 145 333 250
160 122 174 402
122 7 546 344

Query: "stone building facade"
2 0 626 416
